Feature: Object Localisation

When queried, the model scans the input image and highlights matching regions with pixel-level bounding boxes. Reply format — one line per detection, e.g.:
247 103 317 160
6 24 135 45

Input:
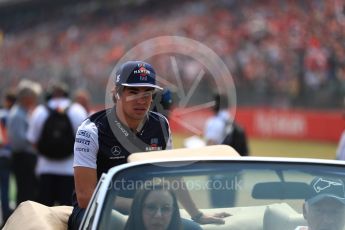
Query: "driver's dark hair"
213 93 228 113
124 183 182 230
112 85 124 103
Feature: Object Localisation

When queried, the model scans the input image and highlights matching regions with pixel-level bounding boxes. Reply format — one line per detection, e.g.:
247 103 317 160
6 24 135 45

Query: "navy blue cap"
307 177 345 205
115 61 162 90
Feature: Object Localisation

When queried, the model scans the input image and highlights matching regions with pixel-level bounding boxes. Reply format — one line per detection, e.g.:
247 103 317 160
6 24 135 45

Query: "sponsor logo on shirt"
110 145 125 160
77 130 91 138
145 138 162 151
75 147 90 153
75 138 90 145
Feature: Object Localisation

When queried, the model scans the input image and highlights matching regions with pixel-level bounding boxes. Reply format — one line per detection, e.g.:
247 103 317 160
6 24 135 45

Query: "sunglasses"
143 203 174 216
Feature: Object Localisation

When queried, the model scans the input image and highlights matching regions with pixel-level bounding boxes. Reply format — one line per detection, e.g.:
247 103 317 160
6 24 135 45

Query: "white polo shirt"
336 131 345 160
204 110 231 144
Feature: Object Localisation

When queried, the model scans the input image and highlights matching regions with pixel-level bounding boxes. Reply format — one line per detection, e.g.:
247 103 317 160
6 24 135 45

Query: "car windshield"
97 160 345 230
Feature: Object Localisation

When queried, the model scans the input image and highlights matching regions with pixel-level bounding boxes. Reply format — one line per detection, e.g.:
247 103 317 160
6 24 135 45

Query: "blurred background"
0 0 344 156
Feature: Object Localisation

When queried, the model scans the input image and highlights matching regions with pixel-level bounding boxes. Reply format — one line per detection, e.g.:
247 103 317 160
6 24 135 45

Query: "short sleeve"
73 119 99 169
204 118 226 144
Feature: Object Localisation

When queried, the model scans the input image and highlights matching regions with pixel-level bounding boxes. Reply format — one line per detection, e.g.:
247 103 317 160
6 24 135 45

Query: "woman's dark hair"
124 183 182 230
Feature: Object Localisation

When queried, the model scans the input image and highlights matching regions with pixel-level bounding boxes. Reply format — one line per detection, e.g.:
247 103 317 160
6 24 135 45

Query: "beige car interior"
3 146 308 230
3 200 306 230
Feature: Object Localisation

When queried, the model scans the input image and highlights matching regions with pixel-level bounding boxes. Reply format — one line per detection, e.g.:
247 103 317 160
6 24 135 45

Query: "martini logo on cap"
113 61 162 90
133 63 150 81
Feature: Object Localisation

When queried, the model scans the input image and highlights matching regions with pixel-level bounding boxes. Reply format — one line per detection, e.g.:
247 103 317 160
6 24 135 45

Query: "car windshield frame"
92 157 345 230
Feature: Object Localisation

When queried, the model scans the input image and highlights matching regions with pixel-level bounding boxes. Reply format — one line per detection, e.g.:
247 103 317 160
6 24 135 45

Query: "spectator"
7 80 41 206
27 82 87 206
336 131 345 160
0 89 16 224
73 88 94 115
204 93 249 208
204 93 232 145
336 97 345 160
295 177 345 230
204 93 249 156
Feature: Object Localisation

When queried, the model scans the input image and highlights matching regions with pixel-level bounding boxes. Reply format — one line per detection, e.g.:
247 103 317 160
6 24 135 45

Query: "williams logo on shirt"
146 138 162 151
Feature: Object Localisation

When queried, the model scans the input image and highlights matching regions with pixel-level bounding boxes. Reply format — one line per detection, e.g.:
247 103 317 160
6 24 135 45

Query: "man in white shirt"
7 80 41 206
27 82 87 206
336 97 345 160
204 93 248 207
295 177 345 230
204 93 231 146
204 93 248 156
336 131 345 160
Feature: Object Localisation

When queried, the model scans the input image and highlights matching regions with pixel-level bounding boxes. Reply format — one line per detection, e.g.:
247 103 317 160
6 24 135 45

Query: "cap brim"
308 194 345 205
121 83 163 90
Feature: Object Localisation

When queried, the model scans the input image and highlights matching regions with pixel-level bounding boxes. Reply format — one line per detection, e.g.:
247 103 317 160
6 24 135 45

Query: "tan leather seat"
263 203 307 230
2 201 72 230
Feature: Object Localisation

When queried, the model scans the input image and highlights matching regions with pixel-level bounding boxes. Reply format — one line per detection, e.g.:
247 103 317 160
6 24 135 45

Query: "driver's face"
120 87 154 121
305 199 345 230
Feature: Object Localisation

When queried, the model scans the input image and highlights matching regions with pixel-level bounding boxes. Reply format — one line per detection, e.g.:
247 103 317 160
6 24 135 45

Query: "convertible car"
3 145 345 230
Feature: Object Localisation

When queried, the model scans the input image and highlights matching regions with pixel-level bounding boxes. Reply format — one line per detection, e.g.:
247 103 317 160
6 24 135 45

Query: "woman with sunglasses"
124 183 182 230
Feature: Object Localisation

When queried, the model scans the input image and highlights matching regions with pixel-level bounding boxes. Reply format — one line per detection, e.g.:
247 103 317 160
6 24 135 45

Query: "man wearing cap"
295 177 345 230
68 61 227 230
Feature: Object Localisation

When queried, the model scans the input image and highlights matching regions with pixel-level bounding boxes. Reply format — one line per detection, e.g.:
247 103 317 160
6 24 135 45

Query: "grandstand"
0 0 344 108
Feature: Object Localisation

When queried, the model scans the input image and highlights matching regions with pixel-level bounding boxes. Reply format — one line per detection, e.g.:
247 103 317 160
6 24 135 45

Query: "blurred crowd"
0 0 344 108
0 79 91 225
0 0 345 224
